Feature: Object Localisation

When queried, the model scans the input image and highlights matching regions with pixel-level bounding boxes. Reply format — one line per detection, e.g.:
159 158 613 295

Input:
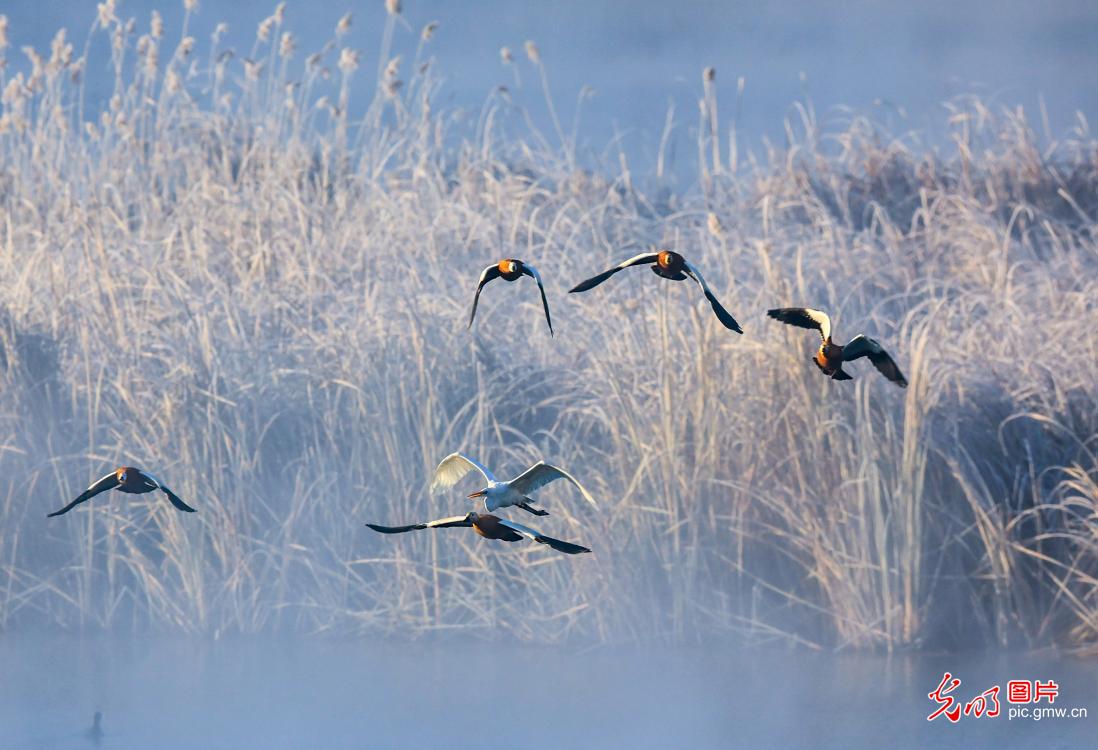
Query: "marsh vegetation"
0 2 1095 653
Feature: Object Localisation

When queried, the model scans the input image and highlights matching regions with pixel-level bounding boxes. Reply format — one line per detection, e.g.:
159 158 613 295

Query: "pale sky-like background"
5 0 1098 166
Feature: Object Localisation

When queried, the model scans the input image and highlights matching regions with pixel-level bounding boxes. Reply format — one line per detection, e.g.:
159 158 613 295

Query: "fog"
4 637 1095 749
3 0 1098 167
1 1 1096 747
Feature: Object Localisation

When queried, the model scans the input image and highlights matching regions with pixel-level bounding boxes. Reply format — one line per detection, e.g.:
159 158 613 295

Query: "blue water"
1 636 1094 749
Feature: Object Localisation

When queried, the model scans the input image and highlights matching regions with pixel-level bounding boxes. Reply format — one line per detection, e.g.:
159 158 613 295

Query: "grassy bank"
0 3 1095 651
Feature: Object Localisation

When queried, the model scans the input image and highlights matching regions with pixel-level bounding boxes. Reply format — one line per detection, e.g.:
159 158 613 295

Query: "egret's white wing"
508 462 598 509
498 519 592 555
766 307 831 341
430 452 496 493
682 260 743 333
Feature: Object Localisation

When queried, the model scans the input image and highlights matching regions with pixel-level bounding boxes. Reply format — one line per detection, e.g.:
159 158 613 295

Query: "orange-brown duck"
366 512 591 555
47 467 196 517
569 250 742 333
766 307 907 387
469 258 553 334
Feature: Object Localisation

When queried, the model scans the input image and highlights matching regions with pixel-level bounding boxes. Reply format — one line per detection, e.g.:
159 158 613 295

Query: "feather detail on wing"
843 335 908 387
683 261 743 333
366 514 474 534
766 307 831 341
508 462 598 509
521 263 554 335
497 519 592 554
46 471 121 518
568 252 659 293
430 453 496 493
142 471 198 512
468 264 503 329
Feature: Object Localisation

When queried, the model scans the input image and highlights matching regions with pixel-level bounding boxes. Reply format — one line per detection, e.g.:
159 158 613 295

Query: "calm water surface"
1 636 1093 749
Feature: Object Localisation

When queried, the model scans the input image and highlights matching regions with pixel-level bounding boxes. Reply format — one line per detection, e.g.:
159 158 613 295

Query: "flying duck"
47 467 197 517
430 452 598 517
766 307 908 387
469 258 553 335
366 512 591 555
568 249 743 333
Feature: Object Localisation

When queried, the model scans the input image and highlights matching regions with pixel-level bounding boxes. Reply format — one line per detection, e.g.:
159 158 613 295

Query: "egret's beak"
467 489 486 499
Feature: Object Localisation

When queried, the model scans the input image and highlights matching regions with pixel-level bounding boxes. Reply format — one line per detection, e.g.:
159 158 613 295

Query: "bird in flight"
366 512 591 555
766 307 907 387
569 249 743 333
47 467 197 517
468 258 554 335
430 452 598 517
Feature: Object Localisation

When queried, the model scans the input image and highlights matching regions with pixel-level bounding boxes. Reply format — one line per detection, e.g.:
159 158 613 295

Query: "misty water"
2 637 1094 749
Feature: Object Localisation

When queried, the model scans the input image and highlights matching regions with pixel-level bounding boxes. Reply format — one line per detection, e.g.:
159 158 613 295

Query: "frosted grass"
0 3 1094 651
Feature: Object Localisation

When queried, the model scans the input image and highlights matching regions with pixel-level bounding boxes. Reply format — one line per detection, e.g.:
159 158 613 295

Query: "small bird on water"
366 512 592 555
47 467 197 517
766 307 908 387
430 452 598 517
86 711 103 745
569 249 743 333
468 258 554 335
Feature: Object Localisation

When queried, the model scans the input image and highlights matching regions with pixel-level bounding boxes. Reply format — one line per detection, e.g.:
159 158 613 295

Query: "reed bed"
0 3 1094 651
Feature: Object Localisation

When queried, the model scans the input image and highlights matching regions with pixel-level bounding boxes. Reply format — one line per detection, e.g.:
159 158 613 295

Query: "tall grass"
0 4 1094 650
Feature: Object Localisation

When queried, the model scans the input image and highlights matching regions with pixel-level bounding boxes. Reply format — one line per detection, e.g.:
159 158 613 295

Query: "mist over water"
0 1 1096 747
4 637 1095 749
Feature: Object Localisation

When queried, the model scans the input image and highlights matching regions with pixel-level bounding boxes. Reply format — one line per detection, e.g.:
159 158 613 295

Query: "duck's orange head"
499 259 519 275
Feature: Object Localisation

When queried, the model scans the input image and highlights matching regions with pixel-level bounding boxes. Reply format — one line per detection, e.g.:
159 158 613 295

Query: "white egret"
430 453 598 517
